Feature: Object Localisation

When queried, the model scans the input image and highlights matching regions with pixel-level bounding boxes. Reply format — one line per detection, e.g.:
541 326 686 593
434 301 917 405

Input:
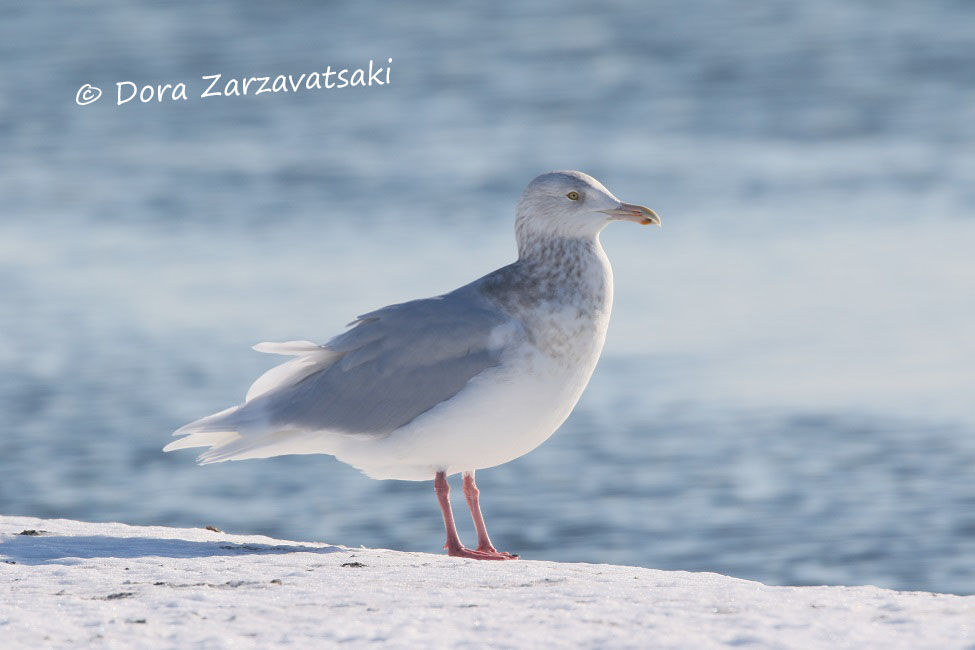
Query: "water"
2 1 974 595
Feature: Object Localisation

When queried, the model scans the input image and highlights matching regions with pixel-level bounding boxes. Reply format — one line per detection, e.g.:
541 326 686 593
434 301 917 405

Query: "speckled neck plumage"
479 233 614 360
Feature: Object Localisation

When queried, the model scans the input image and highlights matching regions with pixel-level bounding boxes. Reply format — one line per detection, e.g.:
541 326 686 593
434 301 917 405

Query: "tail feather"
163 405 243 453
194 428 326 464
162 429 241 452
165 339 341 462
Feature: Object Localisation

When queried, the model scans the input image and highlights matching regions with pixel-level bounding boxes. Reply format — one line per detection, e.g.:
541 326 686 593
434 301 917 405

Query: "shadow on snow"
0 534 343 565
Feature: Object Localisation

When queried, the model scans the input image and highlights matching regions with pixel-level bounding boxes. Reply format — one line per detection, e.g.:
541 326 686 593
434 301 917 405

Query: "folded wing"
259 294 515 435
165 290 520 462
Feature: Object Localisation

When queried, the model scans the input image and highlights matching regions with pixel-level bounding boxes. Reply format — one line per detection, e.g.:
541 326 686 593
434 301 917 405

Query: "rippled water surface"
2 1 974 594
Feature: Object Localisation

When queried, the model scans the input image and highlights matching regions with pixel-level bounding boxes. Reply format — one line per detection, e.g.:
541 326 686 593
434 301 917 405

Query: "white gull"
165 170 659 560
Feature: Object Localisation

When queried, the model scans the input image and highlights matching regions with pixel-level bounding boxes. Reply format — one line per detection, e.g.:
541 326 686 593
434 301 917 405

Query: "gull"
165 171 659 560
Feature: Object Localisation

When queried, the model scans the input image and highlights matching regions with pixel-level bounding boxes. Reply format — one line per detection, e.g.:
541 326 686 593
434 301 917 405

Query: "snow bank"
1 515 972 648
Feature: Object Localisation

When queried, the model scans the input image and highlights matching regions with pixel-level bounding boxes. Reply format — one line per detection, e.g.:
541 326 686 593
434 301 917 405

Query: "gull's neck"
482 230 614 362
492 230 615 315
516 231 607 274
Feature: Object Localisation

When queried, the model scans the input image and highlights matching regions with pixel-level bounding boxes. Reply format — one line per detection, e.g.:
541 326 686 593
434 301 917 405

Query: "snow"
1 515 972 649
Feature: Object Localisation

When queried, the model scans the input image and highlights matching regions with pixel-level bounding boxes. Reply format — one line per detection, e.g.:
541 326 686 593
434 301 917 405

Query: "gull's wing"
166 289 523 461
257 293 518 435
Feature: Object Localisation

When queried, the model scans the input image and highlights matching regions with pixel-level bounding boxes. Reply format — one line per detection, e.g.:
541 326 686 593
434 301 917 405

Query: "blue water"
2 2 974 595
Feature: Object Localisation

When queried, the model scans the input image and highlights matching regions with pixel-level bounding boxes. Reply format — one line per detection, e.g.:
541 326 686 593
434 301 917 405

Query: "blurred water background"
2 1 974 595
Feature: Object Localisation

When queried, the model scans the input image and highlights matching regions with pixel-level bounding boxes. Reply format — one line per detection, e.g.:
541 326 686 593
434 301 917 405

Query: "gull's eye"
566 191 580 201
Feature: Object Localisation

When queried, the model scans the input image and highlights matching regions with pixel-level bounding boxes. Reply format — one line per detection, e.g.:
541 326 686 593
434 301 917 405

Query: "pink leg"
463 471 517 558
435 471 517 561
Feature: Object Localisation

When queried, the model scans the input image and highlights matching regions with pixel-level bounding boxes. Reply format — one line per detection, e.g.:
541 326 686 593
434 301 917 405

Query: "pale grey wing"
249 293 517 436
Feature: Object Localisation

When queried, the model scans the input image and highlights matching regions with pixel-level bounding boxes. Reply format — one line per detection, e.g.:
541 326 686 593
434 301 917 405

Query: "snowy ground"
1 516 973 648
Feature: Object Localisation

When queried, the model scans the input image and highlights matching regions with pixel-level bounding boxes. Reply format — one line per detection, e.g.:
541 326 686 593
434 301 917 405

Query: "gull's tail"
164 341 338 463
162 405 245 455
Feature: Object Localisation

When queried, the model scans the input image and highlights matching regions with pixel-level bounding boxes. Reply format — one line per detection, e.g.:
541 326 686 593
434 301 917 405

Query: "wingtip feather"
253 340 321 355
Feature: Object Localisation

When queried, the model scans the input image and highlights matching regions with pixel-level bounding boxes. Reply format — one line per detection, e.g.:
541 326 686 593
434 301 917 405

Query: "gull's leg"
462 471 518 558
434 471 516 561
434 471 466 556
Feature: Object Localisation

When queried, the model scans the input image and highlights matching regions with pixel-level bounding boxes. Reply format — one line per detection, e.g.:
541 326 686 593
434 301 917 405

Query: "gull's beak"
598 202 661 226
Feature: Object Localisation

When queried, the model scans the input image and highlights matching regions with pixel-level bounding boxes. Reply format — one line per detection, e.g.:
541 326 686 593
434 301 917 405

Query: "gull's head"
515 171 660 242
